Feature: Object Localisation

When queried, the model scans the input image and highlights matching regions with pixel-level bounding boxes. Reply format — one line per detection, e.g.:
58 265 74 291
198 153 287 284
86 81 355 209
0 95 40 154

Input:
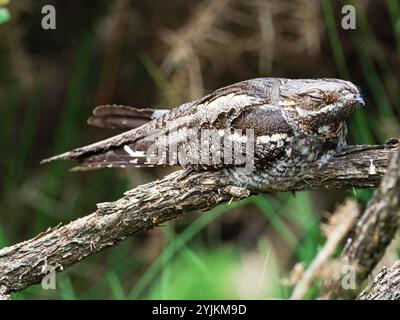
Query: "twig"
0 142 398 296
290 199 359 300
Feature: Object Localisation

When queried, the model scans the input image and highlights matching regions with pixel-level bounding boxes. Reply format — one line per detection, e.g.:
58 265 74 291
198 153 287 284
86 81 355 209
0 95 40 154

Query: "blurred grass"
254 196 298 250
128 201 246 299
388 0 400 52
0 0 10 25
106 271 126 300
321 0 374 144
0 8 10 25
140 54 180 106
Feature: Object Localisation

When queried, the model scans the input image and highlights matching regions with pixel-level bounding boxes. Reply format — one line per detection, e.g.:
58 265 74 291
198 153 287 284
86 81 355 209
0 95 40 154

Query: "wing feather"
87 105 169 130
42 79 278 170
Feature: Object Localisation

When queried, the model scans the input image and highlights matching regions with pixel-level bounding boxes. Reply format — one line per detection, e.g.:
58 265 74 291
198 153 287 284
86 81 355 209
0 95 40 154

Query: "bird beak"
354 94 365 107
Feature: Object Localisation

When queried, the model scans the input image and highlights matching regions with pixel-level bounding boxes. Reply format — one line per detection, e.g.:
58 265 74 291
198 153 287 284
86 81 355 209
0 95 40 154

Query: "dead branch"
357 260 400 300
0 141 398 296
320 144 400 299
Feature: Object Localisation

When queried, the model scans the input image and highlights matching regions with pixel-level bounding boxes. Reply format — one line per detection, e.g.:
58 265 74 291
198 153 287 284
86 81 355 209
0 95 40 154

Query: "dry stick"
320 145 400 299
0 142 398 298
290 200 359 300
357 260 400 300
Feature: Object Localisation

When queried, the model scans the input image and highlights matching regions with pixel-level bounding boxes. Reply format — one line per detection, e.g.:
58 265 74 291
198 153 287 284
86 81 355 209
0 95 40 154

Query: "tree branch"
320 144 400 299
0 141 398 296
357 260 400 300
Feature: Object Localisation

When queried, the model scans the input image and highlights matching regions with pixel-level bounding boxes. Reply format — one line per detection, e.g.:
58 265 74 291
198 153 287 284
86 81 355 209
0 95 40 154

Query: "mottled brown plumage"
42 78 364 191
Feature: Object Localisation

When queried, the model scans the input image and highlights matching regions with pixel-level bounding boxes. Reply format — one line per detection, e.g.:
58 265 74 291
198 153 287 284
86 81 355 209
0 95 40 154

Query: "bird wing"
41 79 288 171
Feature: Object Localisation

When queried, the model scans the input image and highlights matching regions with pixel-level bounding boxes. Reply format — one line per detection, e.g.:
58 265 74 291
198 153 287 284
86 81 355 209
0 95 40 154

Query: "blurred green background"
0 0 399 299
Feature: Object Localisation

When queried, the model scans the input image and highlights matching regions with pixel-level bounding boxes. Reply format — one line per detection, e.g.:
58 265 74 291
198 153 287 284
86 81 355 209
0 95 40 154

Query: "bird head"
278 78 364 135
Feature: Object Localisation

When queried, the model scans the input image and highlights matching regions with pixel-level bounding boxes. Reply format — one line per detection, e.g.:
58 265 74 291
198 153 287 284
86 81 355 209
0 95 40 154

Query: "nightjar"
42 78 364 192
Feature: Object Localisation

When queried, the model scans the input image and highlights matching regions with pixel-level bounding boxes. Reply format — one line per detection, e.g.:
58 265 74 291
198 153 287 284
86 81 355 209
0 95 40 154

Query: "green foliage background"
0 0 399 299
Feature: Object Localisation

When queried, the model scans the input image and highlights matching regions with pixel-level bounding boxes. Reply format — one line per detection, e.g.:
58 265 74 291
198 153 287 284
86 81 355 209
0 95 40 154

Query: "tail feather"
69 142 177 171
41 105 170 164
41 105 178 170
87 105 169 130
40 150 75 164
40 128 135 163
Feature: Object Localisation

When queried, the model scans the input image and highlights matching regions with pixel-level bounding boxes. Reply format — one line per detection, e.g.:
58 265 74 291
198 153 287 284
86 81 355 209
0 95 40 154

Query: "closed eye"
309 94 324 101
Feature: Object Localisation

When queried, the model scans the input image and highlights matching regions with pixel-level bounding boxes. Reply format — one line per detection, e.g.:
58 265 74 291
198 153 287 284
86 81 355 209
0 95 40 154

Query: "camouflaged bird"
42 78 364 192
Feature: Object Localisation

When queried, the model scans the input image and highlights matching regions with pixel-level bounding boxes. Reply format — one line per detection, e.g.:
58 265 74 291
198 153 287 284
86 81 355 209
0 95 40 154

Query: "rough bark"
0 141 398 296
357 260 400 300
321 145 400 299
